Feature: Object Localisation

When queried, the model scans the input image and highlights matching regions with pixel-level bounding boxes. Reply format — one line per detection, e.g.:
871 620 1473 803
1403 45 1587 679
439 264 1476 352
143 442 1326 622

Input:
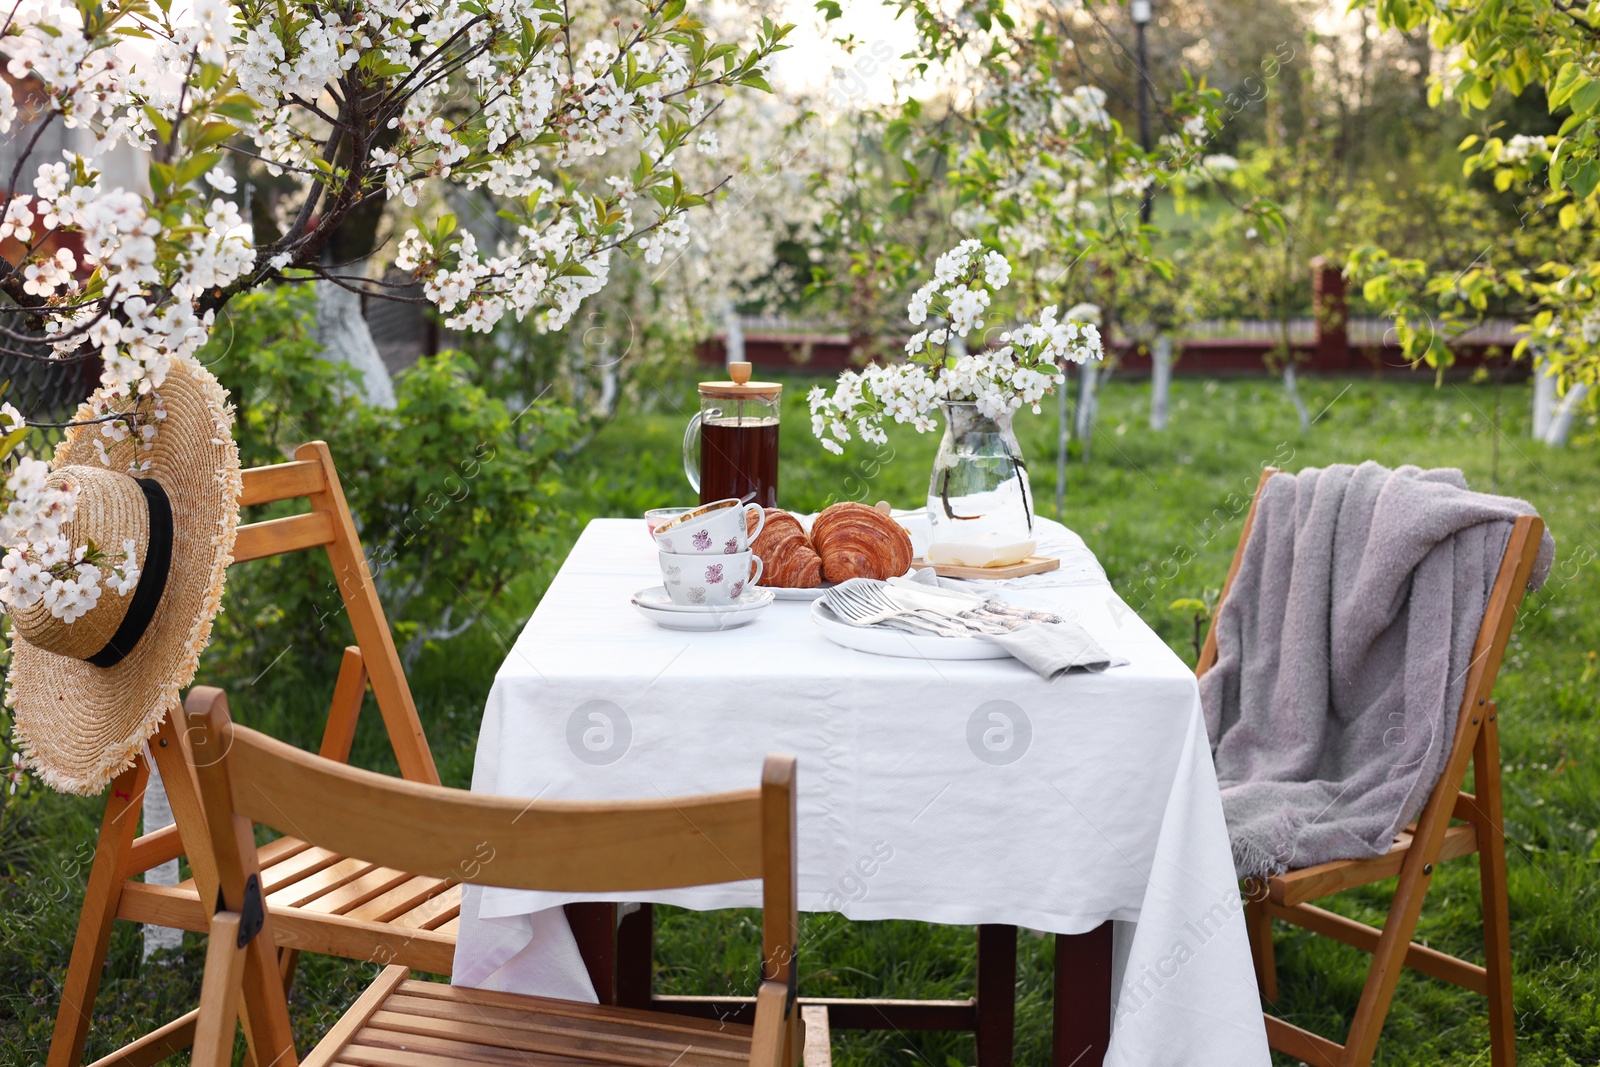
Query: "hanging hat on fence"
9 356 241 796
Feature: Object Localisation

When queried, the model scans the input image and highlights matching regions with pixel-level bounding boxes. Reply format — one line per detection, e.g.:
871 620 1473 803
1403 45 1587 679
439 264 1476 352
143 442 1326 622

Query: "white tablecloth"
454 516 1269 1066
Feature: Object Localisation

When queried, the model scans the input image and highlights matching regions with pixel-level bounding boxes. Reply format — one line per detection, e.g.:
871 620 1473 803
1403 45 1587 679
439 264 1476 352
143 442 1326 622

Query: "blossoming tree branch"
0 0 788 619
0 0 789 385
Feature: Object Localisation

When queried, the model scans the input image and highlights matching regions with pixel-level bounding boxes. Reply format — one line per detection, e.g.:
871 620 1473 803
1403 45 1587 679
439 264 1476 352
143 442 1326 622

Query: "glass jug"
682 362 782 507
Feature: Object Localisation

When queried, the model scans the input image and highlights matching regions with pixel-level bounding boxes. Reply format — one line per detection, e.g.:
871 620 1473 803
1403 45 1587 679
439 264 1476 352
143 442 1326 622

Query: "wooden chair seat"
115 835 462 975
304 969 761 1067
1266 816 1481 908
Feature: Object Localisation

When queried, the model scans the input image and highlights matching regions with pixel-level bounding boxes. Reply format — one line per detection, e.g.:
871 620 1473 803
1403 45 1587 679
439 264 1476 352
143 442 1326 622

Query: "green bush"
202 287 580 680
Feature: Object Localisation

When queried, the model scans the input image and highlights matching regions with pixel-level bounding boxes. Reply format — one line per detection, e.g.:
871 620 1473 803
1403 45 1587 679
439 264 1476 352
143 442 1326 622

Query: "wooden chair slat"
362 1008 750 1064
388 884 460 930
301 866 417 916
382 991 753 1050
258 844 343 894
231 510 337 563
394 981 758 1038
343 875 453 924
239 459 327 507
343 1029 602 1067
266 856 377 909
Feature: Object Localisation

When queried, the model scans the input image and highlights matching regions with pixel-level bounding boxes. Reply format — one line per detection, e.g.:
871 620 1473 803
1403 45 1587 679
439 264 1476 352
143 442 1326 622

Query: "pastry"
811 502 913 583
750 508 823 588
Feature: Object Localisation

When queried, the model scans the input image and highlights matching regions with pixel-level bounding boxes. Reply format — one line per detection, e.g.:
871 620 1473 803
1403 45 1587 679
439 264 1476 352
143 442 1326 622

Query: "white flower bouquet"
807 240 1104 455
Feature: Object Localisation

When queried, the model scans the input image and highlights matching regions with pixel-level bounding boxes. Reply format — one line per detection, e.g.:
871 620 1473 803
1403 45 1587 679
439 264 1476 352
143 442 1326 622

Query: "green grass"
3 374 1598 1065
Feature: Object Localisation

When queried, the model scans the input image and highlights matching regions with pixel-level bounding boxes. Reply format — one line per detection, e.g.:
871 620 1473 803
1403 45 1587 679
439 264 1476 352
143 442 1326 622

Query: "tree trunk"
1282 362 1310 432
722 297 745 365
1054 373 1071 518
140 764 181 961
1149 334 1173 431
1531 350 1557 441
1544 382 1591 447
1076 361 1099 460
316 278 396 409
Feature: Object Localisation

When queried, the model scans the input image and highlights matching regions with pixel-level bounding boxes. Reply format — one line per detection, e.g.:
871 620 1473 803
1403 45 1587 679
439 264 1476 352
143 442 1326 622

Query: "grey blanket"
1199 462 1553 879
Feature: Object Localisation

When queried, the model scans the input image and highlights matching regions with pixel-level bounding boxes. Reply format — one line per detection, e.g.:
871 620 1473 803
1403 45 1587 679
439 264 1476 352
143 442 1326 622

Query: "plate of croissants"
749 501 915 600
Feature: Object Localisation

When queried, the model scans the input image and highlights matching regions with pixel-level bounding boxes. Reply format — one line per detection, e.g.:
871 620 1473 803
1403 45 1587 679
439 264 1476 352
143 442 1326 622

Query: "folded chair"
180 685 817 1067
49 441 460 1067
1198 468 1542 1067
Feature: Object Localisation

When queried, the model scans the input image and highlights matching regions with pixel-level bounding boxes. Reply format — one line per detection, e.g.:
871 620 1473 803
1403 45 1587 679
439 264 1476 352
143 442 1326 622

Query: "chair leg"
48 760 150 1067
279 948 301 994
192 914 248 1067
1473 713 1517 1067
1245 892 1279 1003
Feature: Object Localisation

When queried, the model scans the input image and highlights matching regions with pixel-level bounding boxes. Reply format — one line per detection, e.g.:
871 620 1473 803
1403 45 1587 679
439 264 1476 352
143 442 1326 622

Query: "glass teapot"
682 362 782 508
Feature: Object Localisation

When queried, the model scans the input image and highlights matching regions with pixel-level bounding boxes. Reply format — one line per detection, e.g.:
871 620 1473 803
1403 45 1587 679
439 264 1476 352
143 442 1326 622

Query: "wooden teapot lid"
699 361 782 399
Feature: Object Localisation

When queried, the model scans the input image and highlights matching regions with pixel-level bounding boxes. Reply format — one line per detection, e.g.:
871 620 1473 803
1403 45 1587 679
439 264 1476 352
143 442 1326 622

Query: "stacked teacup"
651 499 766 605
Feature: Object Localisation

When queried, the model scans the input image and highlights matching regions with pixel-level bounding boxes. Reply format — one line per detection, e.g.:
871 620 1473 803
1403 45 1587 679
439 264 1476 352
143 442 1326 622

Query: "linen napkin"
901 569 1127 678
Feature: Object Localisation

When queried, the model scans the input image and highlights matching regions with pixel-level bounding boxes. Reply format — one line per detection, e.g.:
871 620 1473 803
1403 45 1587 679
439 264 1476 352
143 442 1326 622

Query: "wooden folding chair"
49 441 460 1067
180 684 819 1067
1198 468 1541 1067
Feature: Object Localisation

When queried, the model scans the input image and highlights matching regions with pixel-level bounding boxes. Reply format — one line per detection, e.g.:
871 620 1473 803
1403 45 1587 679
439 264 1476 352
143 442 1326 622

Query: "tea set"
633 498 777 630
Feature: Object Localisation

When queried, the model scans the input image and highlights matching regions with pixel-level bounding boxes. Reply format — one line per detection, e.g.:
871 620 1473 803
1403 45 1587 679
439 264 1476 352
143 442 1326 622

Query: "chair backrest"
1196 467 1545 712
184 685 799 1065
1195 466 1278 677
231 441 438 785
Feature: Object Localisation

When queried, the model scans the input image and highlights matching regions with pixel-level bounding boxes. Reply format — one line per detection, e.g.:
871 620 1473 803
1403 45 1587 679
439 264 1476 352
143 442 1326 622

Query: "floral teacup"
644 507 695 537
659 550 764 606
651 498 765 555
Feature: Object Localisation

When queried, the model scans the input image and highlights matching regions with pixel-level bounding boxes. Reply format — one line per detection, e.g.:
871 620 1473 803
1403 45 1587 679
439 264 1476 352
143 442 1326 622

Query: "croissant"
812 502 913 583
750 509 823 588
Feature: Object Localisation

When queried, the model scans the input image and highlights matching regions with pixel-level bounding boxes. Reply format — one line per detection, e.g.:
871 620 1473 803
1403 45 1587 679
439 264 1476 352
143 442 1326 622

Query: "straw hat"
9 356 241 796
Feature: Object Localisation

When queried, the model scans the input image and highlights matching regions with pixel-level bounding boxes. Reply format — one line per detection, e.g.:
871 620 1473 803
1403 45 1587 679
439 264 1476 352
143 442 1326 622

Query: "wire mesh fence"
1 354 102 457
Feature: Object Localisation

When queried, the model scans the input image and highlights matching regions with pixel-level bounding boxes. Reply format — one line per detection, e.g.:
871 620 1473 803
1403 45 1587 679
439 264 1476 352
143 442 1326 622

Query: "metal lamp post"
1132 0 1154 223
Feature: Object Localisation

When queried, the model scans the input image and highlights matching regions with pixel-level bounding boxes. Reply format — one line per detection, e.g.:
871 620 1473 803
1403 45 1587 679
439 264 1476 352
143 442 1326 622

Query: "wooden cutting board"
908 555 1061 580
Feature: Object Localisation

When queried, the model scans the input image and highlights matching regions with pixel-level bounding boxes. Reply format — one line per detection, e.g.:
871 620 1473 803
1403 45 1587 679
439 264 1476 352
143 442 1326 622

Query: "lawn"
2 373 1597 1065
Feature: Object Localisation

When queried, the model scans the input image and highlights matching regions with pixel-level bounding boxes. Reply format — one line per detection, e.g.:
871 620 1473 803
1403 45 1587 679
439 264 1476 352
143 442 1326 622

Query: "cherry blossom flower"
809 244 1102 454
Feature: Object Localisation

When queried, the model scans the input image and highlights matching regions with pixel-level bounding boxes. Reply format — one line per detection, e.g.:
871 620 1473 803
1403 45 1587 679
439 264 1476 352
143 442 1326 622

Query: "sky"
770 0 922 105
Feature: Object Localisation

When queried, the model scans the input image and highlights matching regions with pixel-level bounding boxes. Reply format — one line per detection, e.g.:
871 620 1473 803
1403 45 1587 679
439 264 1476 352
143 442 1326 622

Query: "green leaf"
1574 81 1600 119
190 120 239 151
1569 160 1600 199
174 151 222 186
1548 61 1585 109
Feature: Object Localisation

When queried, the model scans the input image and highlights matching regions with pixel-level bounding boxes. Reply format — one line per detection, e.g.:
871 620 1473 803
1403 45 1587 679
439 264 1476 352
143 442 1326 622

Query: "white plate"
763 582 836 602
631 586 772 631
809 600 1009 660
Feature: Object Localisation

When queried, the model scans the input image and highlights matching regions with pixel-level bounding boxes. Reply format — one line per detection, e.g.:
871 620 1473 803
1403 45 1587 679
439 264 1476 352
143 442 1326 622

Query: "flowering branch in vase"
806 240 1103 455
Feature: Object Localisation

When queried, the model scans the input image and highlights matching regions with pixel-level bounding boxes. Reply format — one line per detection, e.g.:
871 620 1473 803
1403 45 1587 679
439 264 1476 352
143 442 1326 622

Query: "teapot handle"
682 411 702 494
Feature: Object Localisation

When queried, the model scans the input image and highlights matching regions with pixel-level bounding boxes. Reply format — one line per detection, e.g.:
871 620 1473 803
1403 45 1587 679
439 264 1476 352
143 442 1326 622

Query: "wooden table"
564 904 1113 1066
453 517 1269 1065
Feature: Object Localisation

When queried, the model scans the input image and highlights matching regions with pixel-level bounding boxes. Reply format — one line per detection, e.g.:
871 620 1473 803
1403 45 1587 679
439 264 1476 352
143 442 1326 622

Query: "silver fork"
824 581 974 637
